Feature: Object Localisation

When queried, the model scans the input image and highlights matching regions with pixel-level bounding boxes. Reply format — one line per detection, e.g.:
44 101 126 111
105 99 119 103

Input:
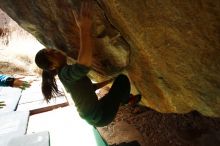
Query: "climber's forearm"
75 0 93 68
77 28 93 67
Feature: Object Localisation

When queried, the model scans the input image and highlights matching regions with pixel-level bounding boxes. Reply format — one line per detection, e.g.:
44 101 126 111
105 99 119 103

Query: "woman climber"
35 0 140 127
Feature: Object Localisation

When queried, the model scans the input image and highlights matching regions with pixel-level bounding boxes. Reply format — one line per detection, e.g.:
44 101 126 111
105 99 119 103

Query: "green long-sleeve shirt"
58 64 103 125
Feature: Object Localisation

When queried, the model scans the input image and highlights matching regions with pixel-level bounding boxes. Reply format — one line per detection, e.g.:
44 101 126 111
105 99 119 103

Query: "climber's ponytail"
41 69 61 102
35 48 62 102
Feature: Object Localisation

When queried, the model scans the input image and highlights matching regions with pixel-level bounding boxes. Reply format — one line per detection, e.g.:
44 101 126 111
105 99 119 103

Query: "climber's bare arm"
73 0 93 67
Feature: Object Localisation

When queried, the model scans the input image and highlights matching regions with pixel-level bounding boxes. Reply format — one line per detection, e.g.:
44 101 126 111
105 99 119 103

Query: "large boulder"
0 0 130 76
0 0 220 117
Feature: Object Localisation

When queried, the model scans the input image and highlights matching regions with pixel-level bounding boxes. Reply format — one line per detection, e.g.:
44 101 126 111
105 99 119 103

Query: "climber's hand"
72 0 92 31
0 101 6 108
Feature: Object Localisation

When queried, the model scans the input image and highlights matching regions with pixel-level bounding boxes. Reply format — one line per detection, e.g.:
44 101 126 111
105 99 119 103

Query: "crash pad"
7 131 50 146
0 111 29 146
17 80 68 114
27 106 108 146
0 87 22 113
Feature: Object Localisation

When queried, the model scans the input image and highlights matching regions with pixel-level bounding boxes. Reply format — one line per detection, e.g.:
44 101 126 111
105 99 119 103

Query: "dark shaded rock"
0 0 130 76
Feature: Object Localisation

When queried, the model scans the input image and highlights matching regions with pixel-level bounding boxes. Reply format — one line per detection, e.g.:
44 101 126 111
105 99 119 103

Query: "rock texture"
0 0 130 76
0 0 220 117
98 105 220 146
98 0 220 117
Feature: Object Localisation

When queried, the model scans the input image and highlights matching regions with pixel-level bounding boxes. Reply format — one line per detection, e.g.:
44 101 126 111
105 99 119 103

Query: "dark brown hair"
35 49 61 102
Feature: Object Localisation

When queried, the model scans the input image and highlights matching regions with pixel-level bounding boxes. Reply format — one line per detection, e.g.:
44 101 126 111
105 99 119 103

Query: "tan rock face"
1 0 220 117
100 0 220 117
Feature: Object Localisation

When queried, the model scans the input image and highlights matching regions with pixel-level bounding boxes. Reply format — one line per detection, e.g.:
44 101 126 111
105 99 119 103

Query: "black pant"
95 74 131 127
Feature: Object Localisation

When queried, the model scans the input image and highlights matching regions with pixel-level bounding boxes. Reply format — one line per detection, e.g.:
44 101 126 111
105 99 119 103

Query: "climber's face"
46 49 67 70
35 48 67 71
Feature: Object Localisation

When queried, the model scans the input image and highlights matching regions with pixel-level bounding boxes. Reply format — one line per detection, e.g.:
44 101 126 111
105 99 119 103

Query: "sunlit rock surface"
0 0 220 117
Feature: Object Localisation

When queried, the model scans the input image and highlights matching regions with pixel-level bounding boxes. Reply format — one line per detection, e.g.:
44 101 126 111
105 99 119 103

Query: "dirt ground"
98 104 220 146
